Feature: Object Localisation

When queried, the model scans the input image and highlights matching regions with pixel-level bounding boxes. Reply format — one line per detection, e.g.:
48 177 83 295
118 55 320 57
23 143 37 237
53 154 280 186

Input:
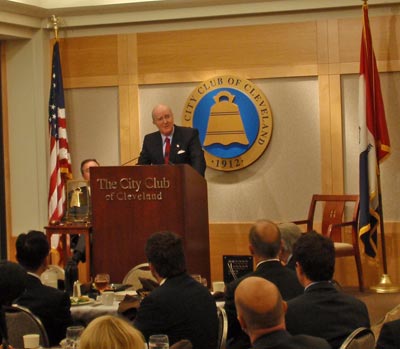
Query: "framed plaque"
223 255 253 284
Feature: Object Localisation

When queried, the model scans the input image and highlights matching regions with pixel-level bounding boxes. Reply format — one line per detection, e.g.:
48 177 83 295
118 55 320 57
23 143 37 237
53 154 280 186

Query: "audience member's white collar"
159 278 167 286
304 280 332 292
256 258 281 268
27 271 42 281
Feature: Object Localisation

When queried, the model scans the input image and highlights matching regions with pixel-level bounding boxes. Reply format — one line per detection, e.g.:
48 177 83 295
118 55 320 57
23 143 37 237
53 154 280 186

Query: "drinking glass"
66 325 84 349
94 273 110 293
148 334 169 349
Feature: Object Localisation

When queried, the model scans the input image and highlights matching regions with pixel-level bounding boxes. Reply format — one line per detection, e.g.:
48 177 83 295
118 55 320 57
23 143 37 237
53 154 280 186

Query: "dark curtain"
0 42 7 259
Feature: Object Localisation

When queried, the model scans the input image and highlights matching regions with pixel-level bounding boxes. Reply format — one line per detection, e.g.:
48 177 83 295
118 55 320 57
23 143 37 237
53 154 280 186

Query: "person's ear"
282 300 288 314
237 314 248 334
249 245 254 255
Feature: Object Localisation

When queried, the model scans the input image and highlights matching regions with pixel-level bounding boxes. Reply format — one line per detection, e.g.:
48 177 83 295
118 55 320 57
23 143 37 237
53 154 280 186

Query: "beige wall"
3 6 400 285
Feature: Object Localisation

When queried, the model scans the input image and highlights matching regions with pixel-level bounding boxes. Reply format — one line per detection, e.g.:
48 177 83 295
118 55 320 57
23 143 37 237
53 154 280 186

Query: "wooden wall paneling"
209 222 253 282
137 22 319 84
1 42 13 257
58 35 119 88
338 14 400 75
318 75 333 194
328 74 344 194
118 34 140 164
119 85 140 164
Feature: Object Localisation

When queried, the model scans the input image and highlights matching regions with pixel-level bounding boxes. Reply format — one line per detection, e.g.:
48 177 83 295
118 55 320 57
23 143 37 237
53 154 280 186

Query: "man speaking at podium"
137 104 206 177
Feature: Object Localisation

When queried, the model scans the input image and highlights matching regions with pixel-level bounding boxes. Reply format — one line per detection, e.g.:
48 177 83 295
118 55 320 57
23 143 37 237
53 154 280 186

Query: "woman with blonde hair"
79 315 144 349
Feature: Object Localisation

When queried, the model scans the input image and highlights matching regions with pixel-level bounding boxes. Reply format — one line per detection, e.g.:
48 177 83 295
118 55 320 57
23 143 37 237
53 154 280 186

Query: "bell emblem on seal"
203 91 249 146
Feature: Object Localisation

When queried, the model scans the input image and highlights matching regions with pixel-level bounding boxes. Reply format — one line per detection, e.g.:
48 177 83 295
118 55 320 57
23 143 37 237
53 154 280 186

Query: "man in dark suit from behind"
15 231 73 347
376 319 400 349
0 260 28 347
285 231 370 349
224 220 304 349
134 231 218 349
235 276 331 349
137 104 206 177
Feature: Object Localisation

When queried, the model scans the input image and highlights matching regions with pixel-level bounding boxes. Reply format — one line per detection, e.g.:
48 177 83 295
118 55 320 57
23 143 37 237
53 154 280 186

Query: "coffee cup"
23 334 40 349
101 291 115 306
212 281 225 293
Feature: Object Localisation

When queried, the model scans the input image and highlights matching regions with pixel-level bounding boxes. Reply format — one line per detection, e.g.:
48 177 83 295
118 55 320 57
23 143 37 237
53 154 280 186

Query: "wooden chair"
339 327 375 349
293 194 364 291
4 304 50 348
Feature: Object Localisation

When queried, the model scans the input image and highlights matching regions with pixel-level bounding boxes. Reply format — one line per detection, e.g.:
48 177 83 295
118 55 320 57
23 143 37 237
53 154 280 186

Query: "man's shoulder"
174 125 198 136
254 330 330 349
291 334 332 349
144 130 162 140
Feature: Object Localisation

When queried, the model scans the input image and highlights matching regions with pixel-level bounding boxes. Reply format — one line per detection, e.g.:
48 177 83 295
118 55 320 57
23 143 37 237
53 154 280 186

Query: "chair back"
122 263 157 290
371 303 400 340
4 304 50 348
306 194 359 242
217 306 228 349
339 327 375 349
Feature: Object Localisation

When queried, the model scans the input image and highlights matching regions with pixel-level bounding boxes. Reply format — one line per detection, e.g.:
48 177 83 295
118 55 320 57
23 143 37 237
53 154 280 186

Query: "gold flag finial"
49 15 59 40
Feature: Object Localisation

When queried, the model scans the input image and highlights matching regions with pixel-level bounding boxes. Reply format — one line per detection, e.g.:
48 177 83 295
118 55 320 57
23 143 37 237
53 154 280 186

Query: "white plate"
70 298 95 306
114 290 137 301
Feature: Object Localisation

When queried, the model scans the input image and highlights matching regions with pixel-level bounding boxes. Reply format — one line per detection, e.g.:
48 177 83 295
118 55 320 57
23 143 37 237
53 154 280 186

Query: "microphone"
121 156 140 166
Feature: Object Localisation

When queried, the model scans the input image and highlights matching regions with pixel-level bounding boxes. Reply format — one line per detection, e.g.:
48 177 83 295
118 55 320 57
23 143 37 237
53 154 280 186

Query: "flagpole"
370 168 400 293
361 0 400 293
49 15 59 41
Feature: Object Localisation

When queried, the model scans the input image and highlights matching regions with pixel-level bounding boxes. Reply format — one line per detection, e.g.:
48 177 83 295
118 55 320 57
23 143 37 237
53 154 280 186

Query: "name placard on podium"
223 255 253 284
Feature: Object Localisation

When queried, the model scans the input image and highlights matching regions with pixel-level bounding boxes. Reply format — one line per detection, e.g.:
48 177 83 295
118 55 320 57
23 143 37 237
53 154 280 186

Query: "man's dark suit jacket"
376 319 400 349
134 273 218 349
252 329 332 349
285 281 370 349
137 125 206 177
15 274 73 346
224 260 304 349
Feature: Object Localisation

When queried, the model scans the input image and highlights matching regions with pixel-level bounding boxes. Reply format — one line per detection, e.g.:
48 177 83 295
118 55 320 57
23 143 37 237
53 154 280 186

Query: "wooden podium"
90 164 210 283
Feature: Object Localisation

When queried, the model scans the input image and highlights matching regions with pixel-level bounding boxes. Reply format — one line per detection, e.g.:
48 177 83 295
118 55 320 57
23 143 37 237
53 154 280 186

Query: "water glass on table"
149 334 169 349
94 273 110 293
65 325 84 349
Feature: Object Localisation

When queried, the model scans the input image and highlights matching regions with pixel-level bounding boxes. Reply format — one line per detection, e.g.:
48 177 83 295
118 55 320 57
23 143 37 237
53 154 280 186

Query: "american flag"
48 41 72 222
358 3 391 258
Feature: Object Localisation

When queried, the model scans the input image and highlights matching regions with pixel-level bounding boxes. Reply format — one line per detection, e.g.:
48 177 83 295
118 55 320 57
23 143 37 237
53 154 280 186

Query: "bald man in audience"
224 220 303 349
235 277 331 349
285 231 370 349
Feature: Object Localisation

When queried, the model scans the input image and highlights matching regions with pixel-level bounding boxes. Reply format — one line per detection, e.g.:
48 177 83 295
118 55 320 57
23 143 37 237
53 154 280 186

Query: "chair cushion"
334 242 354 256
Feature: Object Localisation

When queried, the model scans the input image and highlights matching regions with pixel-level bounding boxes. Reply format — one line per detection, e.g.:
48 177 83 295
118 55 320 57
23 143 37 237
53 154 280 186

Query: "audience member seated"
134 231 218 349
234 276 331 349
224 220 303 349
15 231 73 347
80 315 144 349
0 260 28 347
376 319 400 349
285 231 370 349
278 222 302 270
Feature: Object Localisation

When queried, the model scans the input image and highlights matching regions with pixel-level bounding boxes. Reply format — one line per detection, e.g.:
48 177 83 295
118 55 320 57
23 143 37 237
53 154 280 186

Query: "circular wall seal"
182 75 273 171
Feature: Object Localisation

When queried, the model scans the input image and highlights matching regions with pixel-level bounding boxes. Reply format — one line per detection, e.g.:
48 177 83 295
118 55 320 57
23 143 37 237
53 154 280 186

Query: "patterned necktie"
164 137 171 164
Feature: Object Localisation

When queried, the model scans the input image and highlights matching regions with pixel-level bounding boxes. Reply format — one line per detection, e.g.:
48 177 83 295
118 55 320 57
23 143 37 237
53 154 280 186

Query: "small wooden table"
44 223 92 282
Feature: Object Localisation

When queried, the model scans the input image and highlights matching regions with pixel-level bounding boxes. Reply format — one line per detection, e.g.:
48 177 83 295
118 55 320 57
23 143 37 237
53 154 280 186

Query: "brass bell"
203 91 249 147
70 187 82 208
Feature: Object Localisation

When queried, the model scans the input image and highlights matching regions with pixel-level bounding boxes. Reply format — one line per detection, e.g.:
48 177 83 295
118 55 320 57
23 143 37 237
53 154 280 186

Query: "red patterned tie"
164 137 171 164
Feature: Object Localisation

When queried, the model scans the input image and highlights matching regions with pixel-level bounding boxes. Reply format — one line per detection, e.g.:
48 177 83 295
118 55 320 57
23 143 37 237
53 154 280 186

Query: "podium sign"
90 164 210 283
